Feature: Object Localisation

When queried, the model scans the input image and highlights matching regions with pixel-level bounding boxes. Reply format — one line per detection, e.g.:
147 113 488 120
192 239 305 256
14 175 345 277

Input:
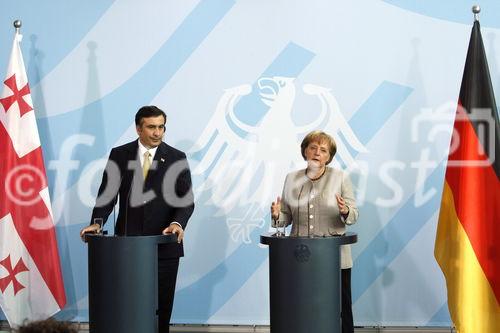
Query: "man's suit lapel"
125 140 141 183
120 141 143 213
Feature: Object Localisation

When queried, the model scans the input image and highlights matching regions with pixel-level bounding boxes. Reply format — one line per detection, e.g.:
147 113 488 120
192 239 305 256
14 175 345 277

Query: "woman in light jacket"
271 130 358 333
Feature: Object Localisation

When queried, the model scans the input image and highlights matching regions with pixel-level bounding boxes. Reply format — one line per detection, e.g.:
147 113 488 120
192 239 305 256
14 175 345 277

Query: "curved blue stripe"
234 42 316 126
384 1 500 29
173 211 268 322
352 164 446 302
36 0 237 194
349 81 413 144
0 1 115 86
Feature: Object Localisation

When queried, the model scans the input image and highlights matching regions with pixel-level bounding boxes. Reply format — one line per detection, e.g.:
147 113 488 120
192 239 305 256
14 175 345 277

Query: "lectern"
260 232 357 333
86 234 177 333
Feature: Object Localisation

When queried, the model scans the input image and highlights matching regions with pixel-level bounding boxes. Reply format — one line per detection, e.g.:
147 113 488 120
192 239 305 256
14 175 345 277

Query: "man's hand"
162 223 184 243
79 223 101 242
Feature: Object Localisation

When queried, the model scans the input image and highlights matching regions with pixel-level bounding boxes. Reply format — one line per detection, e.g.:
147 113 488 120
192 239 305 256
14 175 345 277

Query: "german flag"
434 20 500 332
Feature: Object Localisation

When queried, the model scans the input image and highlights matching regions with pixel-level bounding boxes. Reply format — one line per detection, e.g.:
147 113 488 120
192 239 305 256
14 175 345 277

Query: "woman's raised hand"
271 196 281 221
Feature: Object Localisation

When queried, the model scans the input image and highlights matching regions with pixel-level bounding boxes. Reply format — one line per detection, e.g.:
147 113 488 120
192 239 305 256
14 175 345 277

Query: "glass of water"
93 218 104 235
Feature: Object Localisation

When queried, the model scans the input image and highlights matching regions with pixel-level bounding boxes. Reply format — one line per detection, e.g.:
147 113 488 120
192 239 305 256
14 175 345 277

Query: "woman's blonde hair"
300 131 337 164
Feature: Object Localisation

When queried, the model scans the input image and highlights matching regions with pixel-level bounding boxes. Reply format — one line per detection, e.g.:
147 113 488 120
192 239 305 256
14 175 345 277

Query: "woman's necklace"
306 167 326 181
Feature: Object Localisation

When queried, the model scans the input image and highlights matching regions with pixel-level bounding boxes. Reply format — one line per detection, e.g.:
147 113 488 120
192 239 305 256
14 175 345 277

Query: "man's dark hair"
17 319 77 333
135 105 167 126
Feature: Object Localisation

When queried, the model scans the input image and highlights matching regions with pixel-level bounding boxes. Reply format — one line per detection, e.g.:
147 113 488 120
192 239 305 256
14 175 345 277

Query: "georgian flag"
0 30 66 326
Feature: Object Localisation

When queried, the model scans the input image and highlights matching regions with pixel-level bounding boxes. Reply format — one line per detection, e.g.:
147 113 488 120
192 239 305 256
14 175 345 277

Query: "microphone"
296 184 304 237
113 175 121 236
123 177 133 237
305 185 313 238
113 203 117 236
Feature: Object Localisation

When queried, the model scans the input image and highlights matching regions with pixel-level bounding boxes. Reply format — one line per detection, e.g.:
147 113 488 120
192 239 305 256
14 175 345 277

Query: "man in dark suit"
80 105 194 333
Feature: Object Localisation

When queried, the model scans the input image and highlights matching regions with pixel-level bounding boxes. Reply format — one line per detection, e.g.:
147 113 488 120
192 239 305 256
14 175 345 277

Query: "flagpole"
472 5 480 21
13 19 21 35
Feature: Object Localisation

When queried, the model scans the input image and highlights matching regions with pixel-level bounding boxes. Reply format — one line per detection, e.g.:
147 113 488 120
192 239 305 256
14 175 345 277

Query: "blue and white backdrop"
2 0 500 327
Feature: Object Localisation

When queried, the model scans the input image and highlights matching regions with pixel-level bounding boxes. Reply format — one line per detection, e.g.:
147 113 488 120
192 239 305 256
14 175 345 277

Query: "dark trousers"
341 268 354 333
158 258 180 333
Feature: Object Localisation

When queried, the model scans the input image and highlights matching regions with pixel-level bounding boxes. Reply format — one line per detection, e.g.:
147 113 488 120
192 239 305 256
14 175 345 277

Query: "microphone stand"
123 172 134 237
297 185 304 237
274 213 285 238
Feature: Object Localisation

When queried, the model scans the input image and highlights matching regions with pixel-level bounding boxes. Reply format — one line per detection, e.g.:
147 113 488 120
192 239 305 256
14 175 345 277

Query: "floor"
0 324 455 333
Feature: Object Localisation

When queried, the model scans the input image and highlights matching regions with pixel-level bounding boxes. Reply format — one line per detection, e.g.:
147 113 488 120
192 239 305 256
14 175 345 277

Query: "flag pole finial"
13 20 22 34
472 5 481 21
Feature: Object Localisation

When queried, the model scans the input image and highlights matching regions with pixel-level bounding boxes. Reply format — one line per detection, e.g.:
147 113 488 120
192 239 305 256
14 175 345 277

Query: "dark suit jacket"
90 139 195 258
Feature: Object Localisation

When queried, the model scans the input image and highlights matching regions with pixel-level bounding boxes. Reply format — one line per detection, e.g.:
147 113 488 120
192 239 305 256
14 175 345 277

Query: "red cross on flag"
0 29 66 326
